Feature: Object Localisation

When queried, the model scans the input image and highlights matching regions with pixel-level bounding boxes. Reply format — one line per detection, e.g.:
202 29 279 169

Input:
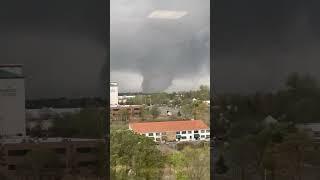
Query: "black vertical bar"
210 0 215 179
105 0 110 178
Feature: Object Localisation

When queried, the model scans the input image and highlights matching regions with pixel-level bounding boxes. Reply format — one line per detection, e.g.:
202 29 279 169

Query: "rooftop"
129 120 209 134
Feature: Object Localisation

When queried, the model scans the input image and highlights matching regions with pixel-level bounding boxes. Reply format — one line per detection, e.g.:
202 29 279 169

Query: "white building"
118 95 136 104
0 65 26 137
110 82 119 106
129 120 210 142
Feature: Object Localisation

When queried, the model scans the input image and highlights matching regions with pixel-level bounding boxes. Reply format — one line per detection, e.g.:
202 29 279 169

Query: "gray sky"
214 0 320 94
2 0 320 98
0 1 106 99
110 0 210 93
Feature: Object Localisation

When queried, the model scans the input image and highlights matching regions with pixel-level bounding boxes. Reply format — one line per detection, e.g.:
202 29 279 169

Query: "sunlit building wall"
110 82 119 106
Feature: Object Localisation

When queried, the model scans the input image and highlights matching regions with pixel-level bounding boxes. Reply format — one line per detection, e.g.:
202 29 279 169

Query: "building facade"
0 137 104 179
0 65 26 137
110 82 118 106
129 120 210 142
110 105 143 121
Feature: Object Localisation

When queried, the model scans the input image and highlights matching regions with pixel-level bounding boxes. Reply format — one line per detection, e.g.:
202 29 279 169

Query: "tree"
168 152 188 180
111 130 165 180
169 146 210 180
150 106 160 119
177 111 182 117
198 85 210 100
183 146 210 180
119 108 129 122
262 131 312 180
227 136 261 180
215 154 229 174
181 103 193 119
51 108 106 138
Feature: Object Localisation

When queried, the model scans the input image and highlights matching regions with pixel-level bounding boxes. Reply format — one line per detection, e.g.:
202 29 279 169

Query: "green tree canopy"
110 130 165 180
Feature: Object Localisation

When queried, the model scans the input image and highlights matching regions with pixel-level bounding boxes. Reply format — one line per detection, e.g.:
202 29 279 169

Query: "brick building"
110 105 143 121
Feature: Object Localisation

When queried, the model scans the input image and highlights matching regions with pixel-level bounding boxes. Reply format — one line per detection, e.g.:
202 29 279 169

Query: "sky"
214 0 320 94
2 0 320 98
110 0 210 93
0 1 106 99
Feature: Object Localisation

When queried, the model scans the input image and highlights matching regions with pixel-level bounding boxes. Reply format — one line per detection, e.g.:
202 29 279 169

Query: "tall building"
110 82 119 106
0 65 26 137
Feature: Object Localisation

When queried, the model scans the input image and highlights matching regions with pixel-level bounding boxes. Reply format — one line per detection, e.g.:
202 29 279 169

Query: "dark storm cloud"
214 0 320 94
110 0 210 93
0 0 106 98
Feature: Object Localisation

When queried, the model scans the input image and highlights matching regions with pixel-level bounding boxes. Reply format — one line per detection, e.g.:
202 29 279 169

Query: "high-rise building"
0 65 26 137
110 82 119 106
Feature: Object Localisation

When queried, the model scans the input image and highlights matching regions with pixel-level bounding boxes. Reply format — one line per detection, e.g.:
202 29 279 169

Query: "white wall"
143 129 210 142
110 83 118 106
0 78 26 136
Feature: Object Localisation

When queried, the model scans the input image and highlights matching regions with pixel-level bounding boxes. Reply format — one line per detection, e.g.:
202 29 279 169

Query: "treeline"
125 85 210 106
213 72 320 180
110 130 210 180
26 97 106 109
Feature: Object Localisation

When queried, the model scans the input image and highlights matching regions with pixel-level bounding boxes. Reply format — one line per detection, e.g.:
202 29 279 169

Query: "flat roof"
129 120 209 134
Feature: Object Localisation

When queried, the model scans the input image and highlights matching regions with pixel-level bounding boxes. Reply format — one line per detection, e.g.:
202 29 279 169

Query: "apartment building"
0 137 104 179
129 120 210 142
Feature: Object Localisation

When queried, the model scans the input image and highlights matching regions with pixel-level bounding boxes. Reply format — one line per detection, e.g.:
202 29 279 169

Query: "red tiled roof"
129 120 209 133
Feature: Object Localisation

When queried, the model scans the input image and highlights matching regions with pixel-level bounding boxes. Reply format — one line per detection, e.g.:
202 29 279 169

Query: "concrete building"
0 65 26 137
0 137 104 179
110 82 119 106
129 120 210 142
118 95 136 104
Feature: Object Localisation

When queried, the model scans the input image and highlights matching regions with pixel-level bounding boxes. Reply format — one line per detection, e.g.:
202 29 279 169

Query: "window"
148 133 154 136
190 136 192 139
201 130 205 133
156 133 160 136
182 131 186 134
162 132 166 135
155 138 161 141
201 135 205 138
176 131 180 134
181 136 187 139
8 149 29 156
206 130 210 133
78 161 97 167
8 165 16 170
194 130 199 133
76 147 97 153
54 148 66 154
206 135 210 139
314 131 320 137
188 131 192 134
